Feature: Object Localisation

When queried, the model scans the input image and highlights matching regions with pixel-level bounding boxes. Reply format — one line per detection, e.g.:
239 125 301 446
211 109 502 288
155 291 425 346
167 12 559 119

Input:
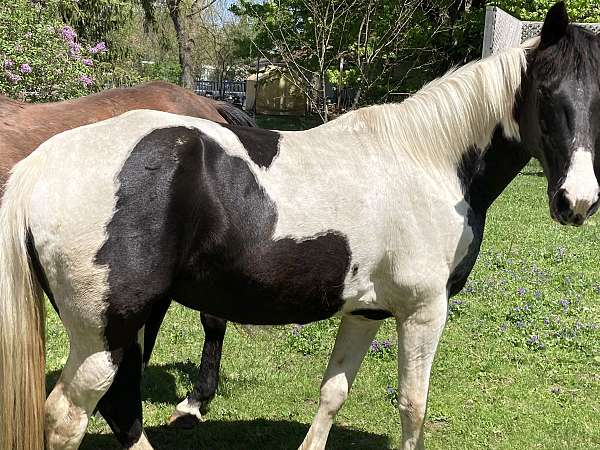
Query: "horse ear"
540 2 569 47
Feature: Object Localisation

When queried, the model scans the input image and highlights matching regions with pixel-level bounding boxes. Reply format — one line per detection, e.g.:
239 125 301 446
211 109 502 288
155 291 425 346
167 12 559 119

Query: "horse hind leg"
299 314 382 450
169 312 227 428
97 327 153 449
45 331 119 450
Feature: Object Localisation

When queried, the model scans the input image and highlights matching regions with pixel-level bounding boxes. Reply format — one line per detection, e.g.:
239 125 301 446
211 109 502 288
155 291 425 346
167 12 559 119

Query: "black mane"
533 25 600 81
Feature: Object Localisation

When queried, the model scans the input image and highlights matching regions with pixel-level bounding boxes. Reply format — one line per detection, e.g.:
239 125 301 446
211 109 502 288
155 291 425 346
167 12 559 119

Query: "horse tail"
0 150 47 450
215 101 257 127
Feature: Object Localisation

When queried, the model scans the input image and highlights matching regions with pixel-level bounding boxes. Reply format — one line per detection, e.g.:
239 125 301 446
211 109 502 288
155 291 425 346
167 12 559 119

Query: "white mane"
331 44 534 170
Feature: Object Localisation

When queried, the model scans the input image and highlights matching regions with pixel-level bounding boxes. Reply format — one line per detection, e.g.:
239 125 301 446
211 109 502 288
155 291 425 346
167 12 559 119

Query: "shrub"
0 0 107 102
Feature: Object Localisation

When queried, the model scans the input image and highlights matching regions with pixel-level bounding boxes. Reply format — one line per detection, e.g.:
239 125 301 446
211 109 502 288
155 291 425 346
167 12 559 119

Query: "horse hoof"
168 410 202 429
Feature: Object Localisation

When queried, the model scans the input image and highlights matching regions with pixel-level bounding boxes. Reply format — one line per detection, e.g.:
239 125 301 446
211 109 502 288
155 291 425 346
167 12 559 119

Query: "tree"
141 0 219 89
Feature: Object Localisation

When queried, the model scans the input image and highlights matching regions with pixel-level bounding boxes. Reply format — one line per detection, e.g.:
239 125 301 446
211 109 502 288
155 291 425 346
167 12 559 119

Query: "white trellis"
482 6 600 57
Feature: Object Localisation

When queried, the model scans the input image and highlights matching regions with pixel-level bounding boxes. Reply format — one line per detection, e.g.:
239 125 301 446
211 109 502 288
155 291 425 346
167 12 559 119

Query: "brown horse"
0 80 251 428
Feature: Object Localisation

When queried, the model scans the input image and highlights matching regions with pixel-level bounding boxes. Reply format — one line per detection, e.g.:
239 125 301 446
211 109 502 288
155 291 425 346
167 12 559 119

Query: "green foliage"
139 61 182 84
0 0 104 101
492 0 600 22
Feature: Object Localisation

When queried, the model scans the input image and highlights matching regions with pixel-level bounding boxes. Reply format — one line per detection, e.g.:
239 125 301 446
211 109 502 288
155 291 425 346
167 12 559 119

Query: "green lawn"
44 118 599 449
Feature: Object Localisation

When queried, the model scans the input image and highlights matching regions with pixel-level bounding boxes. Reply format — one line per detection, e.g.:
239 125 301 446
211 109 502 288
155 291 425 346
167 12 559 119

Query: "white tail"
0 150 47 450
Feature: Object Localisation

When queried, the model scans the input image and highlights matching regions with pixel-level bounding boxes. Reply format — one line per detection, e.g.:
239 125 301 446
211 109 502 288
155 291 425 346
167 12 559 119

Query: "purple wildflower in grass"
5 71 22 84
19 63 32 74
555 246 566 259
527 335 539 345
543 317 550 325
61 26 77 42
516 320 524 329
79 74 93 87
386 386 396 395
82 58 93 67
90 41 107 54
534 291 542 300
3 59 14 69
559 299 569 311
517 287 526 296
513 305 521 311
499 323 508 332
523 304 530 312
381 339 392 350
370 340 381 352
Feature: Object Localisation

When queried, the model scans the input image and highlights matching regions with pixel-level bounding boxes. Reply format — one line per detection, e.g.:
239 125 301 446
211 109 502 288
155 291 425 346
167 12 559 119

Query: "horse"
0 80 252 429
1 3 599 449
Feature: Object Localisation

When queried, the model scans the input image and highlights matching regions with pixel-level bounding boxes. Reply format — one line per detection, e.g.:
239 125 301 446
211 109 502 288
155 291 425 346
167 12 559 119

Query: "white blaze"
561 149 599 216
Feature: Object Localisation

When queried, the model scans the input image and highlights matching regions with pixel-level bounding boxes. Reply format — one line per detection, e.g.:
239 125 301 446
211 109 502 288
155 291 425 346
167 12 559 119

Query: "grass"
43 117 599 449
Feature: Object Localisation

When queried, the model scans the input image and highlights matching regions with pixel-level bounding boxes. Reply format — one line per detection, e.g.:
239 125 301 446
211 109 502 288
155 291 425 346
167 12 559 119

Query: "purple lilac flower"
19 63 32 74
79 74 94 87
517 287 526 296
5 71 22 84
3 59 13 69
69 42 82 58
61 26 77 42
82 58 93 67
89 41 107 54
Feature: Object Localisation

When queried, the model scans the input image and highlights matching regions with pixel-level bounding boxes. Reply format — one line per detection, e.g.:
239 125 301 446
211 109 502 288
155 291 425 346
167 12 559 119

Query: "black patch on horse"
97 126 350 349
219 123 281 168
449 128 531 297
26 229 58 314
351 309 392 321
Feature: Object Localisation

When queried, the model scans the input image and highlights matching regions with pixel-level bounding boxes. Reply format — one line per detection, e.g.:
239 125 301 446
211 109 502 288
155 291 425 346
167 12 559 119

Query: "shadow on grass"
46 361 199 404
48 364 390 449
80 418 391 450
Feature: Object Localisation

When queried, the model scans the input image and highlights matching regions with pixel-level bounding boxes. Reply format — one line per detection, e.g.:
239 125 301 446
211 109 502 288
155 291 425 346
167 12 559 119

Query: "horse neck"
337 47 527 174
463 128 531 215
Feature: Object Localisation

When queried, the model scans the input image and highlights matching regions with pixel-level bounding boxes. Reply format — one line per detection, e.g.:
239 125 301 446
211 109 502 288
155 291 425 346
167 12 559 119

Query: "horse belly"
171 231 353 325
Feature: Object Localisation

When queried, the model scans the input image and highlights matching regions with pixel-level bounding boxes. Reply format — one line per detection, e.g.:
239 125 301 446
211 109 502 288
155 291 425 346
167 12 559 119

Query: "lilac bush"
0 0 103 101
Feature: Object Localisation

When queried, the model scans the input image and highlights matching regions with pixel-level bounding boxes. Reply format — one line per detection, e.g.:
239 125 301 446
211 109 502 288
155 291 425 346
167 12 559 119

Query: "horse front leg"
299 314 382 450
396 293 447 450
169 312 227 428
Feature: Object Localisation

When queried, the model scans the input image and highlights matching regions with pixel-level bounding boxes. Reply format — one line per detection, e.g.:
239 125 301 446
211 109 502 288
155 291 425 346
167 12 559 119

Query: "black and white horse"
1 3 599 450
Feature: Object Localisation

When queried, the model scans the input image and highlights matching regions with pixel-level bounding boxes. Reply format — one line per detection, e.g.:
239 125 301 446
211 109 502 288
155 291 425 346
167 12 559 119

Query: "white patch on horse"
173 397 203 422
560 148 599 216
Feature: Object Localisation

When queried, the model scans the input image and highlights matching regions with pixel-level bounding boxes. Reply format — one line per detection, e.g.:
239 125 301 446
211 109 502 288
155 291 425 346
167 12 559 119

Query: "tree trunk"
168 0 195 89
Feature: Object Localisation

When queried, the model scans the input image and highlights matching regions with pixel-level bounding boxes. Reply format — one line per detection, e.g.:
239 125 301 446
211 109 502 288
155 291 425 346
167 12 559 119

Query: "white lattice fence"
482 6 600 57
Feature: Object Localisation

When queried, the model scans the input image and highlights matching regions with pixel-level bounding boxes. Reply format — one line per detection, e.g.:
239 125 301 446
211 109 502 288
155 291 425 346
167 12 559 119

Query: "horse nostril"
553 189 572 216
